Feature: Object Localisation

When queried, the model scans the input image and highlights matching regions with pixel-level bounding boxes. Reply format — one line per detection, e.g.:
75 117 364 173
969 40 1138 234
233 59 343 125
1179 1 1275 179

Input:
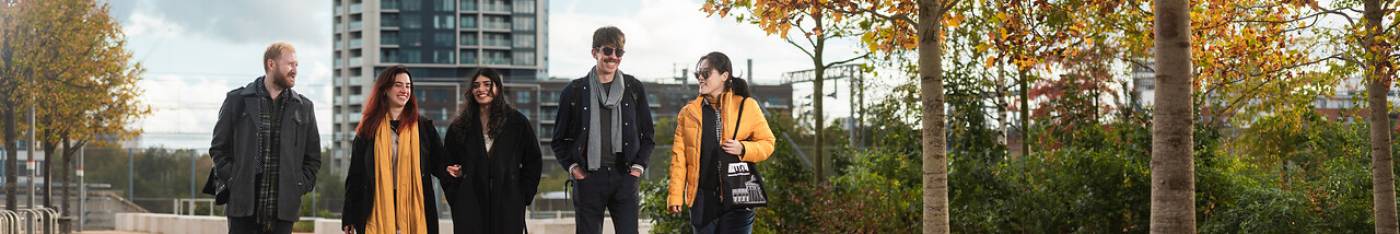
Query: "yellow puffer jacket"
667 91 776 207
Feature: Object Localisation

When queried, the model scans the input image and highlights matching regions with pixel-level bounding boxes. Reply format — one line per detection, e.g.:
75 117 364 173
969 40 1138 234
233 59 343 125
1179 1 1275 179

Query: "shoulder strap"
732 97 747 140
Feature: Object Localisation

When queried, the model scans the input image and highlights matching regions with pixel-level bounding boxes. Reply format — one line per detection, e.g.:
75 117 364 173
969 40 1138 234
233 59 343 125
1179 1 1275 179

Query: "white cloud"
122 9 185 39
130 0 331 48
117 1 335 149
118 0 875 149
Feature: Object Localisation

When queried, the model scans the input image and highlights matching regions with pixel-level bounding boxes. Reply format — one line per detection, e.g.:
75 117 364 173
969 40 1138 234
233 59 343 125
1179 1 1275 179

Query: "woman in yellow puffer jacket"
666 52 776 234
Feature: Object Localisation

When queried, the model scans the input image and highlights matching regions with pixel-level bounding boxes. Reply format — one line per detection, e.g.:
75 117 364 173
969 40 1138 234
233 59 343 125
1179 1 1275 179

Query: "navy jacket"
550 74 656 172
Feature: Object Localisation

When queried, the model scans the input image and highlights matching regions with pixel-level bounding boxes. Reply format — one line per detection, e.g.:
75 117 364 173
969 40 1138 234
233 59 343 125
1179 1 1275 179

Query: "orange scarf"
365 115 427 234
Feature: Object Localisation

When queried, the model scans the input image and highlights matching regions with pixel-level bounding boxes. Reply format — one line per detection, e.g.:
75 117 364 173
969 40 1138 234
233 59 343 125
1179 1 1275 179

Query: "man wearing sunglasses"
551 26 655 234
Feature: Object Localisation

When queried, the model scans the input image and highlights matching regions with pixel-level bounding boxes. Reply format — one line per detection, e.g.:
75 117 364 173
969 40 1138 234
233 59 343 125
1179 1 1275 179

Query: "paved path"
79 231 315 234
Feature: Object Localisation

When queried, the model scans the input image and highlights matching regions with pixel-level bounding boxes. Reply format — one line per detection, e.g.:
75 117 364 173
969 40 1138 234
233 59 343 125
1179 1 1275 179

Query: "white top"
483 133 495 153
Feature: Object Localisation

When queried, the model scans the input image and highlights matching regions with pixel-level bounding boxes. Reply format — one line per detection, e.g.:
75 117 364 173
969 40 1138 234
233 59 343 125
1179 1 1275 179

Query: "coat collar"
681 91 745 128
685 91 740 114
240 76 302 103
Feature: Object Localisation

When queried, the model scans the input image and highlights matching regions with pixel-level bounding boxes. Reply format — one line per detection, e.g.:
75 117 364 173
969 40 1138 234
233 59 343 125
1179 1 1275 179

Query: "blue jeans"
691 191 755 234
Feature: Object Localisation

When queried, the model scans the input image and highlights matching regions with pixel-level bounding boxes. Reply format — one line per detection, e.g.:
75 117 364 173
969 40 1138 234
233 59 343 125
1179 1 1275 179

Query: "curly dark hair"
451 68 514 138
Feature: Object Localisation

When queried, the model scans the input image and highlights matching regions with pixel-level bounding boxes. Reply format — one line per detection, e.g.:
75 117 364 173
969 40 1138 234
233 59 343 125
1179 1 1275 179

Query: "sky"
107 0 866 150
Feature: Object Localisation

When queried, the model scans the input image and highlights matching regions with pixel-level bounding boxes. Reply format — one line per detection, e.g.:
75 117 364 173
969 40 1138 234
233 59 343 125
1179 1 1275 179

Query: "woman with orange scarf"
342 65 449 234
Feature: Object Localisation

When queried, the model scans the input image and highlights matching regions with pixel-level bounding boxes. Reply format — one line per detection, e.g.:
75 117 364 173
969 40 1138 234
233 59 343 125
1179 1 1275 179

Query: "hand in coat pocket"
447 164 462 178
570 166 588 180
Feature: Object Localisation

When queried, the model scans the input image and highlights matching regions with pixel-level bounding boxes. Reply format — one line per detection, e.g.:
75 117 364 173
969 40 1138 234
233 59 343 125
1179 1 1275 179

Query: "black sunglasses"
596 46 625 57
693 67 712 81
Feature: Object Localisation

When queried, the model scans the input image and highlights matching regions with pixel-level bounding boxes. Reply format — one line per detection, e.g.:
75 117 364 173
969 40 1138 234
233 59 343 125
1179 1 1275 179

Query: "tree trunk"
814 63 825 182
1149 0 1196 232
918 0 949 233
998 62 1011 160
1363 0 1397 232
1366 63 1396 234
4 105 16 210
1019 69 1029 158
41 141 53 209
61 140 71 216
812 13 827 183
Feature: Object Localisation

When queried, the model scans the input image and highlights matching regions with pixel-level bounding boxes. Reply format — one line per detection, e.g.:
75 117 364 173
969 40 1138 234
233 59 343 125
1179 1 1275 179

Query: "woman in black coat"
443 68 543 233
342 66 450 233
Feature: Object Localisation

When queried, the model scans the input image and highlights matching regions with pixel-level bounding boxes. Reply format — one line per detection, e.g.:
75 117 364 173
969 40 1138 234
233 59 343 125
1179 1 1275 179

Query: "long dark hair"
698 51 750 97
452 68 513 138
356 65 419 138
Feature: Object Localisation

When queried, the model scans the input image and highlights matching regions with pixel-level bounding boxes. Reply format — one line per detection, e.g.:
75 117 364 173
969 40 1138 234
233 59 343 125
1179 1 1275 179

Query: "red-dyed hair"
356 65 420 138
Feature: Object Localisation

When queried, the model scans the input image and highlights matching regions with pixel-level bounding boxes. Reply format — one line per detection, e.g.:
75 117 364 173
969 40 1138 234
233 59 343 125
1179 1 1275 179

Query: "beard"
270 70 295 89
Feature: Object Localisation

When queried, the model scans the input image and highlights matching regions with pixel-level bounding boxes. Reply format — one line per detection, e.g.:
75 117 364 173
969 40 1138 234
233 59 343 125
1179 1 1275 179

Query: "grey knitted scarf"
587 67 624 170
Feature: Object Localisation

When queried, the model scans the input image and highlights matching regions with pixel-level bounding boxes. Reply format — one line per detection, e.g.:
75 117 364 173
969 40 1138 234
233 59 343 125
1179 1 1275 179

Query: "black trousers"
228 216 293 234
572 166 641 234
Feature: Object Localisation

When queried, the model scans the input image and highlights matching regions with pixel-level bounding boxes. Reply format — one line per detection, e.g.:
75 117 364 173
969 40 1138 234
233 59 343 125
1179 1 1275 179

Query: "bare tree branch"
825 51 872 68
1119 56 1155 74
785 36 817 59
831 4 915 26
1246 53 1351 76
938 0 962 17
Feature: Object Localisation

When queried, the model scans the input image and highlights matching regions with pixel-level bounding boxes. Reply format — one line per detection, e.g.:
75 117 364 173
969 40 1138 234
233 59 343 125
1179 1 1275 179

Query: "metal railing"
525 210 574 219
0 210 14 234
0 208 60 234
172 198 219 216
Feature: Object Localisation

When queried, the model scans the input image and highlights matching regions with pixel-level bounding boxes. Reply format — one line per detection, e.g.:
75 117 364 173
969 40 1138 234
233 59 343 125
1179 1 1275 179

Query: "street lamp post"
189 150 196 215
27 102 35 208
127 148 132 203
28 103 35 209
78 144 86 232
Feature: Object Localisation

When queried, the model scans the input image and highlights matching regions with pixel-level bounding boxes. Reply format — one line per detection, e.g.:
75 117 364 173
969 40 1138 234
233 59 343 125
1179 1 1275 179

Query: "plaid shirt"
255 87 287 230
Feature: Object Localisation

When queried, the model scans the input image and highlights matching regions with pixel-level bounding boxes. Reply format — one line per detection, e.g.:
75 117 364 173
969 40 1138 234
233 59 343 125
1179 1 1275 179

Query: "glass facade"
513 34 533 48
459 15 476 28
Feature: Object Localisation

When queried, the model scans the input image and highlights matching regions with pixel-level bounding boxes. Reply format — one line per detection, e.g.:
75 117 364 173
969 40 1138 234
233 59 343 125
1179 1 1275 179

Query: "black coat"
550 74 656 172
208 77 321 221
443 109 543 234
342 116 448 233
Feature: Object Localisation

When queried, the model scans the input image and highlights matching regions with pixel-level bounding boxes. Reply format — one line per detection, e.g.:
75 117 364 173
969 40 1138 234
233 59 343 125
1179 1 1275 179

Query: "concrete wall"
116 213 651 234
312 218 455 234
115 213 227 234
311 218 648 234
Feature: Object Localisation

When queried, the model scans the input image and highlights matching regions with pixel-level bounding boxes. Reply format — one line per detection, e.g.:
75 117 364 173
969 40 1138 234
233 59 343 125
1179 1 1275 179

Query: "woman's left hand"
446 164 462 178
722 139 745 156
